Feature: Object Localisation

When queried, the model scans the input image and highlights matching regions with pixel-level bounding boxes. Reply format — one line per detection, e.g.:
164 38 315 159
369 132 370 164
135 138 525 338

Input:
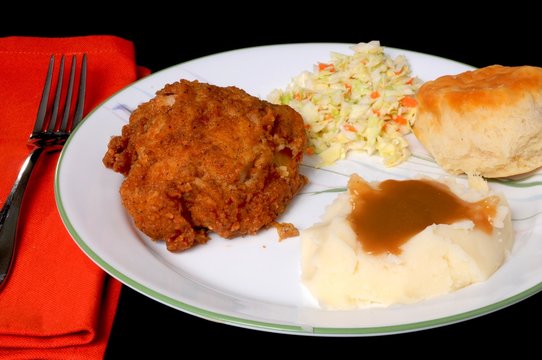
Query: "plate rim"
54 42 542 336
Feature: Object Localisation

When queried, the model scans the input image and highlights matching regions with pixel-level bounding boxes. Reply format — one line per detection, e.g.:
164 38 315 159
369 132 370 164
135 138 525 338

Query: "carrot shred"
318 63 335 72
306 147 315 155
370 91 380 99
394 115 407 125
344 123 357 132
401 96 417 107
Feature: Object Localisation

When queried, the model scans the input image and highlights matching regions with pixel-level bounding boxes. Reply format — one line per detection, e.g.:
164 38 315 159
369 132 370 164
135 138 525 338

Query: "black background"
3 6 541 357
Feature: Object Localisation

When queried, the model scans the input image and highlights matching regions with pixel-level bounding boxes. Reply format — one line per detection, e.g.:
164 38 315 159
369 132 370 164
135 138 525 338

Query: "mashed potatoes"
301 175 514 309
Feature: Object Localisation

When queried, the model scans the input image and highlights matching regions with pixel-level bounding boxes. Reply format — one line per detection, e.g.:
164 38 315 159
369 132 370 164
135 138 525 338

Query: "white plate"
55 43 542 335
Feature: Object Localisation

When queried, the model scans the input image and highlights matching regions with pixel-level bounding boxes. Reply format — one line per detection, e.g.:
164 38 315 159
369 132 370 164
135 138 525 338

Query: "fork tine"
71 54 87 130
32 55 54 133
59 55 77 132
47 56 65 132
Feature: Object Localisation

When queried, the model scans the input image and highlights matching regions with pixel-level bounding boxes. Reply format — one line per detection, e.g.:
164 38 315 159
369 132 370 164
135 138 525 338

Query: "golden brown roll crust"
413 65 542 177
103 80 307 251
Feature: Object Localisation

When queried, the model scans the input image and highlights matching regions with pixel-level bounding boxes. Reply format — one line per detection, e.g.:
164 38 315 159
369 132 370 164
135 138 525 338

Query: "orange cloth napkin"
0 36 150 359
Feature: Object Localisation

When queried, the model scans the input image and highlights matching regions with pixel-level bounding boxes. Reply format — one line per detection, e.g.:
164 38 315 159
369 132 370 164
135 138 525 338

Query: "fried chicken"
103 80 307 252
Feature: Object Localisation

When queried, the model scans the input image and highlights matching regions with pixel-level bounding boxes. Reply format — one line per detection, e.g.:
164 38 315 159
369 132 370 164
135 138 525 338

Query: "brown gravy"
347 175 498 255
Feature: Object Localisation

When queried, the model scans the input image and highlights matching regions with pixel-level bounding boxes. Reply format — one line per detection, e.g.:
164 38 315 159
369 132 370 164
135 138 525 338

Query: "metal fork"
0 54 87 289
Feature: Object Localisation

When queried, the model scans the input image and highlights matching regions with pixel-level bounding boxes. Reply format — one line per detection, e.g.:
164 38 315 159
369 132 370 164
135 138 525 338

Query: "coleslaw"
268 41 422 166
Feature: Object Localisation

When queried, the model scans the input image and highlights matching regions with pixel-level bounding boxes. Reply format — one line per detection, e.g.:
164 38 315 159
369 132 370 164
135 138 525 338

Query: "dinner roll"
413 65 542 178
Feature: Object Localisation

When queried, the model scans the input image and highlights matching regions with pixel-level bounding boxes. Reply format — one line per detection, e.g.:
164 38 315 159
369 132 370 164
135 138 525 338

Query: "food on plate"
103 80 307 252
268 41 422 167
301 174 514 309
413 65 542 178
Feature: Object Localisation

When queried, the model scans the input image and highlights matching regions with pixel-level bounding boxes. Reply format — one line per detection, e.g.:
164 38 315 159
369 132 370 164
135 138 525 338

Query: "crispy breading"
103 80 307 251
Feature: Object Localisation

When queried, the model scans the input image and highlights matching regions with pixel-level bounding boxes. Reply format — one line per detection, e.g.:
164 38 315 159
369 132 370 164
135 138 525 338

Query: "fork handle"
0 147 44 289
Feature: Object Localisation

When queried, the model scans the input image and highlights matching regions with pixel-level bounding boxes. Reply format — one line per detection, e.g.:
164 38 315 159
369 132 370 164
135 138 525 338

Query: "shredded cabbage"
268 41 422 166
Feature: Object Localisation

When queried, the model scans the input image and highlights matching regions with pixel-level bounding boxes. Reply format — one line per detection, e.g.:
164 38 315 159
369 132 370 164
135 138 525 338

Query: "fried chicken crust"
103 80 307 252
